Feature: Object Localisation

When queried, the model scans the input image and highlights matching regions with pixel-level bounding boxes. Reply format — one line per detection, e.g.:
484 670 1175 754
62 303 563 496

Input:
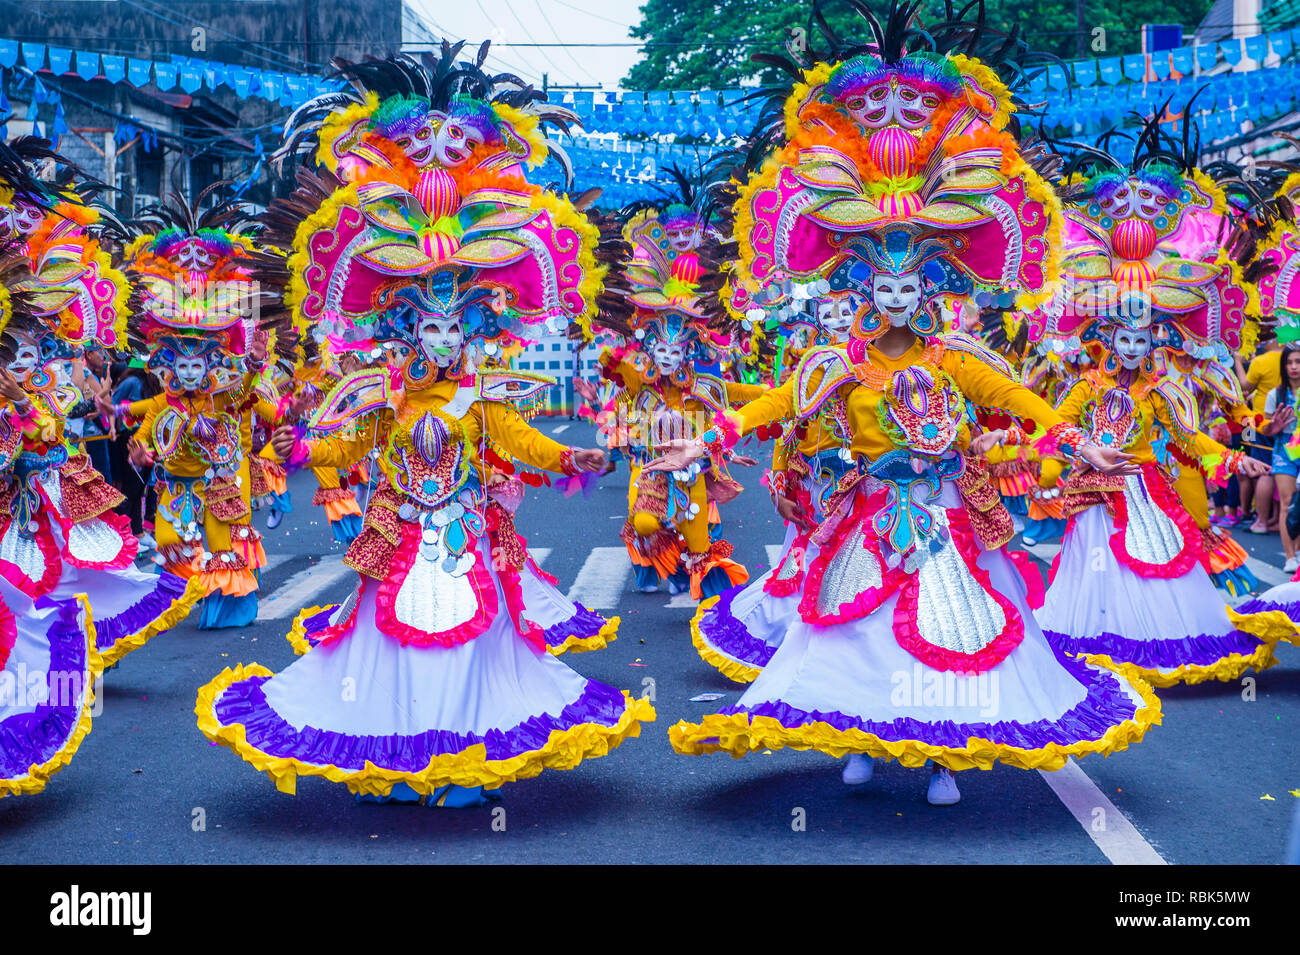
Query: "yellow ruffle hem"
195 663 658 796
690 596 762 684
546 615 620 655
90 574 205 669
285 604 335 656
668 658 1162 773
1 595 99 798
1076 607 1291 689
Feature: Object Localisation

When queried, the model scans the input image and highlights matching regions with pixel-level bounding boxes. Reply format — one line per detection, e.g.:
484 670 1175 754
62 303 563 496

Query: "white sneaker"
1285 556 1300 574
841 754 874 785
266 508 283 530
665 578 683 596
639 583 660 594
136 532 156 551
927 768 961 806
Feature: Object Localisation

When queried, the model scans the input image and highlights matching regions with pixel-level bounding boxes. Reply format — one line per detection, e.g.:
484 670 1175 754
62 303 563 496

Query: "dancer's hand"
1077 443 1139 476
775 495 813 532
572 448 607 472
270 425 298 460
127 439 155 468
967 430 1005 457
573 377 598 403
248 330 269 367
643 438 704 473
0 368 27 403
289 393 314 421
1268 405 1296 435
1237 455 1270 479
729 454 759 468
92 377 116 440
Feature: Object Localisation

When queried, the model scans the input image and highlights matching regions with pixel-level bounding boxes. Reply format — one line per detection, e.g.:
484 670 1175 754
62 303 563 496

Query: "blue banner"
47 46 72 75
127 58 152 87
74 50 99 82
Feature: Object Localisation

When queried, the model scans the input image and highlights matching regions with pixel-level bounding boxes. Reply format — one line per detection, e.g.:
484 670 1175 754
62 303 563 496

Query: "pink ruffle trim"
1007 548 1046 609
371 523 498 648
61 510 138 571
891 512 1025 674
0 597 16 670
0 513 62 598
797 490 906 625
1107 464 1201 580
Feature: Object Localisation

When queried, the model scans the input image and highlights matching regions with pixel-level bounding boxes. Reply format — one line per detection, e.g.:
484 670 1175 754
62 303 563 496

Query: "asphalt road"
2 419 1297 864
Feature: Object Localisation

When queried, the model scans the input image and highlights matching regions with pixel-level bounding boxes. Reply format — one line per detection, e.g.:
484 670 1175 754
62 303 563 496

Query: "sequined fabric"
311 485 355 506
248 459 271 498
0 519 50 582
630 470 670 521
205 475 250 523
913 511 1006 656
815 520 883 617
1122 473 1184 565
1061 468 1126 517
487 503 527 571
775 549 804 581
65 518 127 565
344 482 404 579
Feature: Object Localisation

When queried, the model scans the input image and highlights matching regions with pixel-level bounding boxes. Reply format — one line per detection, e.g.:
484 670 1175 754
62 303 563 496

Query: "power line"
408 1 544 85
475 0 546 84
536 0 603 85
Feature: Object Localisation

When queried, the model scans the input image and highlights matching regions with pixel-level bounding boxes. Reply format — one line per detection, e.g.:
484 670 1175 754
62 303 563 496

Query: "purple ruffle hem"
212 676 629 772
1043 627 1265 671
698 586 777 669
714 651 1142 750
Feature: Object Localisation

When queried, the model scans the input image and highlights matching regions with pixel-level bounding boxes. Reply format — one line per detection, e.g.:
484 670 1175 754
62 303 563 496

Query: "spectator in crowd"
1240 342 1284 533
1261 343 1300 572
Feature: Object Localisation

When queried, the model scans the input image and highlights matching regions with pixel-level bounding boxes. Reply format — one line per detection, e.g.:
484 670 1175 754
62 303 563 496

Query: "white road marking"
1244 555 1289 588
551 424 569 434
1038 758 1167 865
664 592 696 608
1022 541 1062 563
565 547 632 610
530 548 551 568
765 544 783 569
256 555 353 621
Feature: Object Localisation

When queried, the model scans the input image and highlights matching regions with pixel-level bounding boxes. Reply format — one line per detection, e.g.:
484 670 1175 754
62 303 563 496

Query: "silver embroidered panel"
0 520 48 582
816 521 882 616
914 511 1006 655
41 472 65 516
333 588 359 626
776 551 803 582
1122 474 1183 565
66 519 126 564
394 555 481 635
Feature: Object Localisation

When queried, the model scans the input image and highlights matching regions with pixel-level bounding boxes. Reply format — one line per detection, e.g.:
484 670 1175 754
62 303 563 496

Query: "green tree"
622 0 1215 90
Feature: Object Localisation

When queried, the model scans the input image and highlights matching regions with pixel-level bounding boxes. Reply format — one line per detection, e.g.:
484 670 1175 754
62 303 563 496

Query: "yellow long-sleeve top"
602 352 765 452
126 376 278 478
1055 369 1228 469
305 378 570 483
729 338 1068 460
